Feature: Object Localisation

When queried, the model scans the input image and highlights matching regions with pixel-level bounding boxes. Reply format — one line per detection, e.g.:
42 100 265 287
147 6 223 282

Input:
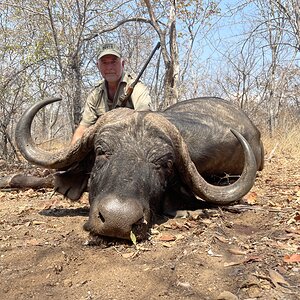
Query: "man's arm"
71 124 89 145
131 81 152 111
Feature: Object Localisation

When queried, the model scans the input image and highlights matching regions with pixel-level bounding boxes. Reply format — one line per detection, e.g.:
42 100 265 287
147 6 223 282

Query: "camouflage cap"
98 43 122 59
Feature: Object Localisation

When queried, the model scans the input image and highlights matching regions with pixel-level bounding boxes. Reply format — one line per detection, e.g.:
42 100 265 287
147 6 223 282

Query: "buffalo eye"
162 159 174 174
152 156 174 177
152 159 173 187
95 146 104 156
95 145 111 159
154 159 173 170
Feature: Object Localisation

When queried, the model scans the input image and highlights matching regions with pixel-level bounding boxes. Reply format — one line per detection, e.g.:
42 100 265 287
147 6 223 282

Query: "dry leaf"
162 242 174 248
169 221 184 230
217 291 238 300
122 252 136 258
269 269 290 287
150 228 160 235
214 235 228 243
41 198 60 210
162 224 172 229
25 238 41 246
224 255 262 267
159 233 176 242
177 281 191 289
24 221 31 227
228 247 247 255
207 249 222 257
136 245 151 251
224 261 243 267
32 220 45 225
243 191 258 205
283 253 300 263
285 228 300 235
243 256 263 264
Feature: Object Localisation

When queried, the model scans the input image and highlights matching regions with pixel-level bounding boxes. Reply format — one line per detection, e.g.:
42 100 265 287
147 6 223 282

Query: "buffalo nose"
85 195 148 239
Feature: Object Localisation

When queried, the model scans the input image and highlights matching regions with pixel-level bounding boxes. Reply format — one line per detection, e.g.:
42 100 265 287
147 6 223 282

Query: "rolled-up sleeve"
80 88 105 126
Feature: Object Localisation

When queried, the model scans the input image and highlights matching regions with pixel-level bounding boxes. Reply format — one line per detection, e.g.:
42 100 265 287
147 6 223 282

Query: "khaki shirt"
80 72 151 126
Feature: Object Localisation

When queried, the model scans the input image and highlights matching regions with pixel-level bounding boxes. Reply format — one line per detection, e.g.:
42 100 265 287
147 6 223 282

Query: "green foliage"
130 231 137 245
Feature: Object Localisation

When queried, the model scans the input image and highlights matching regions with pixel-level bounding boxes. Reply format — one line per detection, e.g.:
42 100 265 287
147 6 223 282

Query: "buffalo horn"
146 113 257 205
15 98 97 169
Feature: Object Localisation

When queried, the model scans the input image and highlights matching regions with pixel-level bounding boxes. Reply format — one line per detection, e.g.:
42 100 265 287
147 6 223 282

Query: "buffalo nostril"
98 212 105 223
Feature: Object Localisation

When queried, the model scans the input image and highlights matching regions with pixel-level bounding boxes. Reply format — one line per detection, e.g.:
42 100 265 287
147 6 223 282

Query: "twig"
267 142 279 161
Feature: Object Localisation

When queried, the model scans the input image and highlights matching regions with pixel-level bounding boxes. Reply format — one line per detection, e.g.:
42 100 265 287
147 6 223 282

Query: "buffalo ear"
54 151 96 200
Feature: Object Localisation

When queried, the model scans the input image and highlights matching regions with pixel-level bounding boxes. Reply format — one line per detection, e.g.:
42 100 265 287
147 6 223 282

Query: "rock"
63 279 73 287
217 291 239 300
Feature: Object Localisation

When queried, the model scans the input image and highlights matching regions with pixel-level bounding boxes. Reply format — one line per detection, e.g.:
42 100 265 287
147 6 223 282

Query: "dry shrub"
261 122 300 160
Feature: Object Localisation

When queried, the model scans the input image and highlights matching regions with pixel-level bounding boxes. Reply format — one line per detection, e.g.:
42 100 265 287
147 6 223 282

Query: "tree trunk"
71 53 83 127
162 1 179 108
143 0 180 110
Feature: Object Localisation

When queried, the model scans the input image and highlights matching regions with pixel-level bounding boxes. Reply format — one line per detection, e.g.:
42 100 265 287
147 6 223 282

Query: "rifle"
118 42 161 107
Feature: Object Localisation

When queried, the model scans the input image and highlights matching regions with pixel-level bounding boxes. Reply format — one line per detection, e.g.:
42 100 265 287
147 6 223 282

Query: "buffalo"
15 97 264 240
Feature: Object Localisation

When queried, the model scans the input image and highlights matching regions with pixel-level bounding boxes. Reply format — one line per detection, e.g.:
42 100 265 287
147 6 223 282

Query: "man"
71 43 152 144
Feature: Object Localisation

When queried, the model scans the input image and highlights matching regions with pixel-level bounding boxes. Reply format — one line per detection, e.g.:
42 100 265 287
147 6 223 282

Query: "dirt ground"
0 151 299 300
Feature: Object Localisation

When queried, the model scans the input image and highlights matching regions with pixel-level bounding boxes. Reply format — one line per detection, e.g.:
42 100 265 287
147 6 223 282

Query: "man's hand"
71 124 89 145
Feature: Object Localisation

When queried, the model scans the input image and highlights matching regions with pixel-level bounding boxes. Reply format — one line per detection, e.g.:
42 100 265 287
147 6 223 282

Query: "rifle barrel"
131 42 161 87
119 42 161 106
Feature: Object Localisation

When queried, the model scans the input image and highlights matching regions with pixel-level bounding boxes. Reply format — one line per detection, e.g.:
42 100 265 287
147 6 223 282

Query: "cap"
97 43 122 59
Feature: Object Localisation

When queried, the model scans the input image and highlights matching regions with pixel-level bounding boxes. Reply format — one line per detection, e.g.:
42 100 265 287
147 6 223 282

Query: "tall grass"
261 122 300 160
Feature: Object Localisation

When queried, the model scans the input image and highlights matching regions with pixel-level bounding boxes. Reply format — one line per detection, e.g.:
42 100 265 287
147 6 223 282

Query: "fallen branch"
0 174 54 190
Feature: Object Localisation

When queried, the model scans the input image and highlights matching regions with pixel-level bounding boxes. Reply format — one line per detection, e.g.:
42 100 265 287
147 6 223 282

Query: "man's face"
97 55 124 83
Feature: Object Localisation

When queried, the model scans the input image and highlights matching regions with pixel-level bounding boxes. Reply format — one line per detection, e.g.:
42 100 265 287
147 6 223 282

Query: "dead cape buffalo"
15 97 264 240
